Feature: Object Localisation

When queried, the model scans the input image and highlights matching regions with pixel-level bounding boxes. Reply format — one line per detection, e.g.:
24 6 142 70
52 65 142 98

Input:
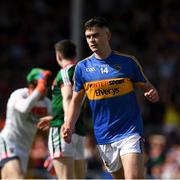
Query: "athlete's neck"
94 47 112 60
62 59 76 68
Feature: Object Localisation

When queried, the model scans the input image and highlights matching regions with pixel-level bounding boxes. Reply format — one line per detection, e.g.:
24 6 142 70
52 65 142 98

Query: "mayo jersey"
74 51 147 144
0 88 52 151
50 64 85 136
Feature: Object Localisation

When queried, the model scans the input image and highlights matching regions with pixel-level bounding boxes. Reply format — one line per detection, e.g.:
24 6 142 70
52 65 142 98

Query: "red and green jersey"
50 63 85 136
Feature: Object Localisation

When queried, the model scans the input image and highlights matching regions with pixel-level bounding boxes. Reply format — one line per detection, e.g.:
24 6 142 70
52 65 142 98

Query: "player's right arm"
61 84 73 122
61 89 85 143
14 88 43 113
61 62 85 143
14 71 51 113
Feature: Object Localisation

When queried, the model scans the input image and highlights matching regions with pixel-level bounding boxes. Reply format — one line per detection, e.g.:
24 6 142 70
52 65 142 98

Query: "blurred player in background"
37 40 86 179
61 17 159 179
0 68 52 179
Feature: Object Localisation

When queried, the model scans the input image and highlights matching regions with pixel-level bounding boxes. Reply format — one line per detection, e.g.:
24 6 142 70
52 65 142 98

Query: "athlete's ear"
56 52 61 61
56 51 63 66
107 31 111 41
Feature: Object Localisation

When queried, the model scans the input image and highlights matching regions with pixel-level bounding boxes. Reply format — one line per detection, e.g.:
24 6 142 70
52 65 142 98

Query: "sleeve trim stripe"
61 64 74 85
114 51 148 81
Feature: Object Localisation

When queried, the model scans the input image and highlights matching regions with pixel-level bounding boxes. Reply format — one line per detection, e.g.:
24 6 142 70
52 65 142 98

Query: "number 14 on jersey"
100 67 109 74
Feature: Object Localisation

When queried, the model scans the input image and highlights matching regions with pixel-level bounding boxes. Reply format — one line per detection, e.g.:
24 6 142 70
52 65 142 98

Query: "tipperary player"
61 17 159 179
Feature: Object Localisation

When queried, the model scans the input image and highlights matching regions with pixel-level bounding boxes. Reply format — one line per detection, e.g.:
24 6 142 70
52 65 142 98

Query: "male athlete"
0 68 52 179
37 40 86 179
61 17 159 179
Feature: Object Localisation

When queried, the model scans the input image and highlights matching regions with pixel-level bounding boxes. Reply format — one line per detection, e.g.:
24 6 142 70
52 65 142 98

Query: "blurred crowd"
0 0 179 178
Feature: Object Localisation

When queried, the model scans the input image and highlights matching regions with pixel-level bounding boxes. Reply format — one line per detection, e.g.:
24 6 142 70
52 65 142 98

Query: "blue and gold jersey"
74 51 147 144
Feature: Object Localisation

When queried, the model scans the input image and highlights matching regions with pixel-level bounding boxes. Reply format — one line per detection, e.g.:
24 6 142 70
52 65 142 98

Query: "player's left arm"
138 81 159 103
131 56 159 103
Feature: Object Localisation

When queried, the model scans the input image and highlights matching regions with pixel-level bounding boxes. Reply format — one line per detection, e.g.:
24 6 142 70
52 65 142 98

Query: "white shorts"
48 127 85 160
97 134 144 173
0 136 29 173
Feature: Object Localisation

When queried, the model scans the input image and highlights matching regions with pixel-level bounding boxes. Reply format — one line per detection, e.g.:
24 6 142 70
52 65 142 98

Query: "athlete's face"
85 26 111 54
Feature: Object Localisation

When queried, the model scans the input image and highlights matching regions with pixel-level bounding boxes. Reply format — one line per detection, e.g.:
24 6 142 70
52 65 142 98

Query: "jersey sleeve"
12 89 41 113
60 66 74 87
130 56 148 84
73 63 84 92
45 98 52 115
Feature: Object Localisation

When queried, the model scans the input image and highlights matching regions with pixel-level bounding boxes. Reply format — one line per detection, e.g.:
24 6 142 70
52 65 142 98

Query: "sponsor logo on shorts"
104 161 110 168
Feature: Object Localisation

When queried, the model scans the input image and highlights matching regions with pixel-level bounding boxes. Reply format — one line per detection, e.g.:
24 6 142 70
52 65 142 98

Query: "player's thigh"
121 152 144 179
74 159 86 179
53 157 74 179
111 166 124 179
1 158 24 179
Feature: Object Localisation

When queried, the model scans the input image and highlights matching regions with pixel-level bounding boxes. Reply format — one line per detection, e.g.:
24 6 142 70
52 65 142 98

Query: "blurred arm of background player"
37 115 53 131
14 70 52 113
36 71 54 131
37 78 73 131
37 73 77 132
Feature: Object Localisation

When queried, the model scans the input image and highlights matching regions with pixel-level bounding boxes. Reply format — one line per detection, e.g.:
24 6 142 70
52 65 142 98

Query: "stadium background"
0 0 179 178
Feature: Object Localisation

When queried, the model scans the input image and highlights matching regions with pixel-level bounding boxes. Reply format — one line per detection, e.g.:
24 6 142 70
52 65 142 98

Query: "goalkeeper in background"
37 40 86 179
0 68 52 179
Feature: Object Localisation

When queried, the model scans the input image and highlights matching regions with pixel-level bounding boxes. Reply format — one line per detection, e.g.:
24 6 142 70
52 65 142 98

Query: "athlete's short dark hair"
84 17 110 31
54 40 76 59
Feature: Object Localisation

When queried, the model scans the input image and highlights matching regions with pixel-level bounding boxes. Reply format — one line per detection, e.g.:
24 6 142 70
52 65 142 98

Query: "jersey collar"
62 60 76 69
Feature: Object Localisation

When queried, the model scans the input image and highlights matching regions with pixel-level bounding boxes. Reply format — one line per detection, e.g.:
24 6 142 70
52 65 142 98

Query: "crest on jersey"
114 64 121 70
